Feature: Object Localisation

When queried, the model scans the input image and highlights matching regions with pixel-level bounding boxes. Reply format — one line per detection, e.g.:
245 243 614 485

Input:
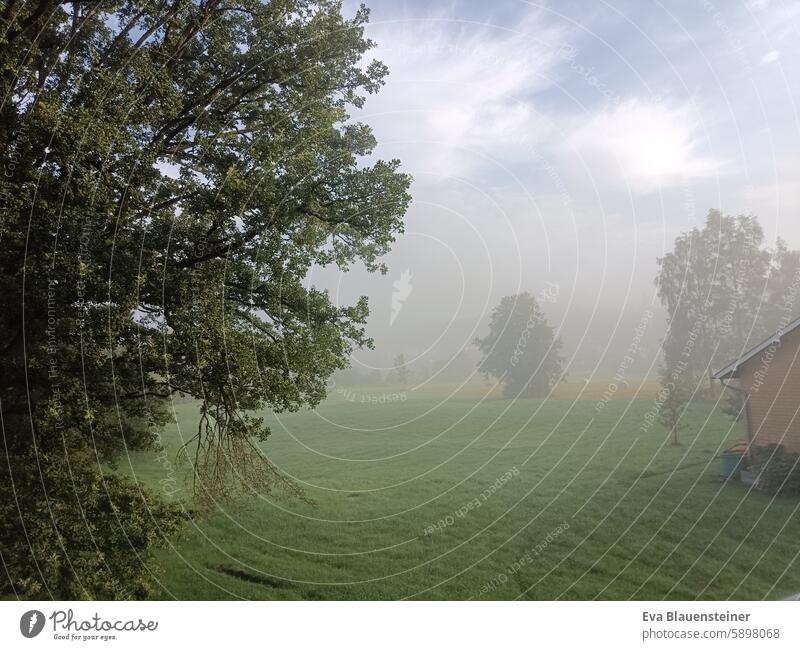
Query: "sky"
315 0 800 375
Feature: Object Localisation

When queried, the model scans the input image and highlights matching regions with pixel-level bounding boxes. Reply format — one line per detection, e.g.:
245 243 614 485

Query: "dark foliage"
1 0 410 597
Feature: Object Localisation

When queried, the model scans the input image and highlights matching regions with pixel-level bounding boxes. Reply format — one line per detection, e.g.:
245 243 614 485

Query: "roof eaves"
711 315 800 380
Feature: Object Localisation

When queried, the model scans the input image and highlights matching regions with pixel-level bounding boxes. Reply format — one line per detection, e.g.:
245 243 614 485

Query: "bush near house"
750 445 800 496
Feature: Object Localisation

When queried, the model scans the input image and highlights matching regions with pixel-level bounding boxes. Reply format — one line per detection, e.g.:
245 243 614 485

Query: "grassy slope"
123 389 800 600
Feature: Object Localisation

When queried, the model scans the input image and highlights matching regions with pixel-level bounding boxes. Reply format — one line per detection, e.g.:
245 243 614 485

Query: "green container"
720 452 743 479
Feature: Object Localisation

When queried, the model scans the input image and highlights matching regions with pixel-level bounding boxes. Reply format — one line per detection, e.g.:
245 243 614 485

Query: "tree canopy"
0 0 410 598
656 210 800 393
654 210 800 435
475 293 564 399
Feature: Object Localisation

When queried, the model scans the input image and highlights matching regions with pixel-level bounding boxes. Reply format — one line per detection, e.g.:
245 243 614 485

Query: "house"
713 316 800 454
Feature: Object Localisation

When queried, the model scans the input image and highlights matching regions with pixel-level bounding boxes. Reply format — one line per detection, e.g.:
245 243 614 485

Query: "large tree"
475 293 563 399
655 210 800 426
656 210 780 393
0 0 410 598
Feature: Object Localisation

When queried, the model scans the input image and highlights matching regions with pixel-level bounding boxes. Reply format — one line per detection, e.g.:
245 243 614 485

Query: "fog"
312 0 800 381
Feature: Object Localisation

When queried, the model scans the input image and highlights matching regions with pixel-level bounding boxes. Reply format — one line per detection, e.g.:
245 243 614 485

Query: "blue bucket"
720 452 743 479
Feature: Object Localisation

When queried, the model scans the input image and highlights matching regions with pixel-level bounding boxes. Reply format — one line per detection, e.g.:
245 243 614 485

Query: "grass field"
125 384 800 600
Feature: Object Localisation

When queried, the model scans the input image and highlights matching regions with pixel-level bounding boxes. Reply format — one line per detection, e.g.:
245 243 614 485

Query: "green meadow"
124 386 800 600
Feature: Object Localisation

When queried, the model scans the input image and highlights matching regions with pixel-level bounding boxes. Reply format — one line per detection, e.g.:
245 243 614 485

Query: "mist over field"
312 0 800 379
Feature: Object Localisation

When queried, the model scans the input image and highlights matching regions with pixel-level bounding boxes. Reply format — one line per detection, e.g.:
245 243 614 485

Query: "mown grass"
122 386 800 600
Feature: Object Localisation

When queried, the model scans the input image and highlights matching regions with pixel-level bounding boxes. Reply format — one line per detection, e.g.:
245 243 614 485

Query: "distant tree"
720 384 747 423
388 353 410 386
0 0 410 598
657 368 691 445
764 238 800 327
475 293 563 398
718 239 800 423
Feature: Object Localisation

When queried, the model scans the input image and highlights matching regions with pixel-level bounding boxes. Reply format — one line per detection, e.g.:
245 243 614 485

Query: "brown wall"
738 326 800 454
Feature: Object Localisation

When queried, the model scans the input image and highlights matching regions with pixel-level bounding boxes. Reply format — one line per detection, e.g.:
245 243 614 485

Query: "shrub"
750 444 800 496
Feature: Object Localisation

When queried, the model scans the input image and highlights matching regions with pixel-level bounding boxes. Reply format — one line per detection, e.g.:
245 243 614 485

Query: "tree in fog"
655 210 799 395
764 239 800 327
0 0 410 598
475 293 563 398
388 353 410 386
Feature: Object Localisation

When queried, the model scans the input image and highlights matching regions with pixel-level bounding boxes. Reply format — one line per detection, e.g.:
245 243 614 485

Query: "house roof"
712 315 800 380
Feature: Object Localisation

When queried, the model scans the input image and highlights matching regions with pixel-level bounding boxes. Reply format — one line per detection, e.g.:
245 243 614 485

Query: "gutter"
718 377 753 452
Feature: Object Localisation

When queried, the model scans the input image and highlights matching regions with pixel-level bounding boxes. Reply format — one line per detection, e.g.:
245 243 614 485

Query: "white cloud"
359 15 567 176
565 99 724 193
746 0 772 10
761 49 780 63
